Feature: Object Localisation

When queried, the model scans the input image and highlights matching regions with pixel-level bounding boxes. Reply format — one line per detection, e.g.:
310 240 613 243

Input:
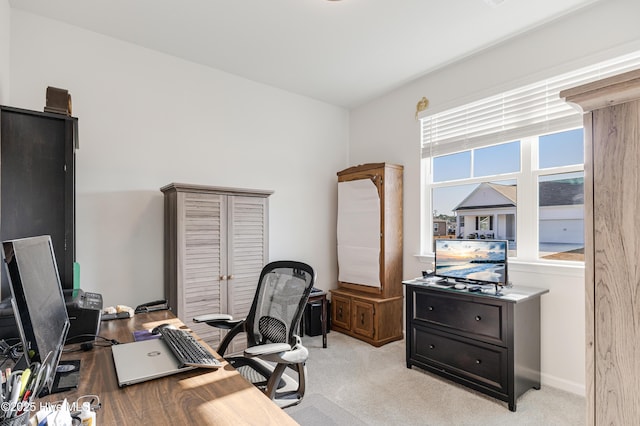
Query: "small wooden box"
45 86 71 115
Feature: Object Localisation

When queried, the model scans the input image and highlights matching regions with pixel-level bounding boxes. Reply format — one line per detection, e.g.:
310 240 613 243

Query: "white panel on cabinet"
337 178 381 287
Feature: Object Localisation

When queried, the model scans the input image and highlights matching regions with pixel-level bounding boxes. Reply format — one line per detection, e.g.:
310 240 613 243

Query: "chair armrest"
193 314 233 322
193 314 243 330
244 343 291 357
245 339 309 364
256 344 309 364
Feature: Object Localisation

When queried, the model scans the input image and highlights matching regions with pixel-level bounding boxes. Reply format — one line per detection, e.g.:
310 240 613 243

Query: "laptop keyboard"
158 327 222 369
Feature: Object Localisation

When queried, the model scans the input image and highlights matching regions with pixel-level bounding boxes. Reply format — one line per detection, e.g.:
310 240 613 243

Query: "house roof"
453 179 583 212
539 179 584 206
487 183 517 203
454 182 516 211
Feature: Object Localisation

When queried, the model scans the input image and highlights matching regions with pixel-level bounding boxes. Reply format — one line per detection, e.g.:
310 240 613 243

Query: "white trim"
423 128 585 263
541 373 586 396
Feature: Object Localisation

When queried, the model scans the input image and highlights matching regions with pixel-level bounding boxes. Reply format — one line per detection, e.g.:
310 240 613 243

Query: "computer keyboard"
157 327 222 369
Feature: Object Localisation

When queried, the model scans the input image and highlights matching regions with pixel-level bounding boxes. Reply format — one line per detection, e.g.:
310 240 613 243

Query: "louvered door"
180 191 226 349
162 183 272 354
225 195 268 353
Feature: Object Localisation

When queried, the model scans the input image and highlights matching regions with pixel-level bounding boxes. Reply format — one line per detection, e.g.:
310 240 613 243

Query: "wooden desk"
307 291 328 348
41 311 297 425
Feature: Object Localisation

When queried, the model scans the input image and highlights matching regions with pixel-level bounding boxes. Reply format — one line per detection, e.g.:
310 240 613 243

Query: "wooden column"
561 69 640 426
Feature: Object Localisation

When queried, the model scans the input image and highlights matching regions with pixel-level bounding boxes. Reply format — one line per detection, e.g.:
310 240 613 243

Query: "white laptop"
111 338 195 387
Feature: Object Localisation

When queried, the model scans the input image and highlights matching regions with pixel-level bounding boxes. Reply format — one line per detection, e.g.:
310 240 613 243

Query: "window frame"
422 127 584 265
417 50 640 270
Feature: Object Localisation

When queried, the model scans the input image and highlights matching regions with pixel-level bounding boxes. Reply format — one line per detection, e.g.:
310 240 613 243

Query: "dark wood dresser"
403 280 548 411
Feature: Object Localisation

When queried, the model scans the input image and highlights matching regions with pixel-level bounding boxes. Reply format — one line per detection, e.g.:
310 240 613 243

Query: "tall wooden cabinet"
561 69 640 425
330 163 403 346
161 183 272 354
0 106 77 297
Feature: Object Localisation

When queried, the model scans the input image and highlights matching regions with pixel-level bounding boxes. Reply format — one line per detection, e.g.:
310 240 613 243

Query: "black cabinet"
0 106 77 296
404 281 548 411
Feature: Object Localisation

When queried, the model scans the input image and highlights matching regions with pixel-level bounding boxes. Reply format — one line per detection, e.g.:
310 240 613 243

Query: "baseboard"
541 372 585 396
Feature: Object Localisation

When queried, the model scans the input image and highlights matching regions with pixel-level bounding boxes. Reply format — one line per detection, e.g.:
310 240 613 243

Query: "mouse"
151 323 177 334
454 283 466 290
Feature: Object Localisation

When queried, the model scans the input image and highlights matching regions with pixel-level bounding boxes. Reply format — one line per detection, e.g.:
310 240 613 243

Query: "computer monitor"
434 239 508 286
2 235 70 395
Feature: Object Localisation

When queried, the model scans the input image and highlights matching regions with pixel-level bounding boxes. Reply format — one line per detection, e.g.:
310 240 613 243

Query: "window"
425 128 583 261
433 151 471 182
539 128 584 168
430 148 519 255
538 172 584 260
478 216 492 231
420 51 640 262
537 128 584 260
474 142 520 177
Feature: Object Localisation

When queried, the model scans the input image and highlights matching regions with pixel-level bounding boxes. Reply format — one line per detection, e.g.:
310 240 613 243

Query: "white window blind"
421 51 640 158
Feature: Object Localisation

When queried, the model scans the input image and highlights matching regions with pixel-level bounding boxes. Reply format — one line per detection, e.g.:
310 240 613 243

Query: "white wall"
0 0 9 104
349 0 640 395
8 10 349 307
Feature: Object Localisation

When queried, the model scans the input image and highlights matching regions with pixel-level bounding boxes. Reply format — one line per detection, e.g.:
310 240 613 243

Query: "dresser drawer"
413 291 506 345
411 325 508 393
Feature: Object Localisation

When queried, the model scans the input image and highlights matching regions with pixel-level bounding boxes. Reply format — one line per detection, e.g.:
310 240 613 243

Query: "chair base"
228 356 305 408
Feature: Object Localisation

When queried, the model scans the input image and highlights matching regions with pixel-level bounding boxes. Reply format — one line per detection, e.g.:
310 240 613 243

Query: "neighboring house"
453 180 584 244
433 218 447 236
454 182 517 241
539 179 584 244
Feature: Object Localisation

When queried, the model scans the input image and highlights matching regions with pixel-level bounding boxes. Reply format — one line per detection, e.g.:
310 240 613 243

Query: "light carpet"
285 332 585 426
287 393 366 426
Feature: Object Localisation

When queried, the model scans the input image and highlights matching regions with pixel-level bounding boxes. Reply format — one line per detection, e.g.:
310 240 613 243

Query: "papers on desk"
133 330 161 341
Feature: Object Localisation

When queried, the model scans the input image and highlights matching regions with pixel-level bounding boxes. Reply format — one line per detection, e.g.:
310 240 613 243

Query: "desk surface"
41 311 297 425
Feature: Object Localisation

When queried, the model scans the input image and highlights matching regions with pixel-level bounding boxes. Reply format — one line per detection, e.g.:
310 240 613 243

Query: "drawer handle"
338 307 343 318
475 315 482 321
428 306 434 311
360 313 365 325
429 344 435 349
475 359 482 365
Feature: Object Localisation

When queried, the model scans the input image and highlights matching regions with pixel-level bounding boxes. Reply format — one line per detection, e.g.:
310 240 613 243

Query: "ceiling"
10 0 601 108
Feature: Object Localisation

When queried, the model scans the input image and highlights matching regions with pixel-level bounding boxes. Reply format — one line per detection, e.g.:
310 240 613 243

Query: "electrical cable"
64 334 120 346
63 334 120 352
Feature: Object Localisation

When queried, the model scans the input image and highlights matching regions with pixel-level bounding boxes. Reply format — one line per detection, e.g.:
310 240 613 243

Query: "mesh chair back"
246 261 316 347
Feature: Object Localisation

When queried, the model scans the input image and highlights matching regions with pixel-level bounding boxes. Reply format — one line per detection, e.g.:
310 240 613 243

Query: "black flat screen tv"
434 239 508 286
2 235 70 395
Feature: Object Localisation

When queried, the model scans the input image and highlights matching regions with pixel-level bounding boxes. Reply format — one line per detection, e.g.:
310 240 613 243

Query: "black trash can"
303 301 330 337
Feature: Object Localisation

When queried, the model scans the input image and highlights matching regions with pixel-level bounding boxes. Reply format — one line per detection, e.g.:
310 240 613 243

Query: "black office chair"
193 260 316 408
